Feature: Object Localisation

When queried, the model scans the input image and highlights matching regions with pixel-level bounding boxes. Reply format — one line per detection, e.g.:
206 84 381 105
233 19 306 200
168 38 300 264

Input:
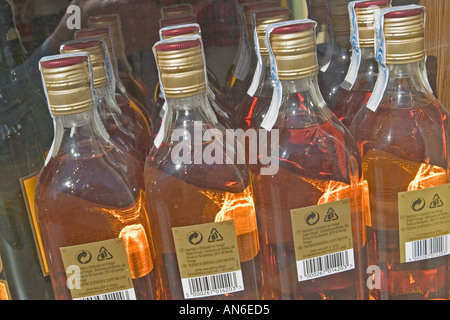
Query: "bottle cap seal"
39 54 95 115
269 21 318 80
254 7 291 55
75 27 117 70
383 6 425 64
354 0 391 47
154 38 206 98
60 40 108 89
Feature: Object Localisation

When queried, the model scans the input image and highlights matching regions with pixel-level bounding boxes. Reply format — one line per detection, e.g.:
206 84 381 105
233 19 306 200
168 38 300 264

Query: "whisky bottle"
306 0 329 66
60 39 152 168
330 0 391 127
87 14 152 113
318 0 353 109
74 26 153 131
350 5 449 300
254 20 367 300
35 54 160 300
224 1 278 108
0 0 54 300
236 6 291 130
159 23 234 129
145 36 262 300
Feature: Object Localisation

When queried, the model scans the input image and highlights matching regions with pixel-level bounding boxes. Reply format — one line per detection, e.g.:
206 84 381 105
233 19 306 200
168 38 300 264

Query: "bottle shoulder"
351 100 450 168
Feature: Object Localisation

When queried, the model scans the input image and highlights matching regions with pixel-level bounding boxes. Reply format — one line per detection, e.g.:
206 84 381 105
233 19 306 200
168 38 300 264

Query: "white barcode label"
75 288 136 300
297 249 355 281
405 234 450 262
181 270 244 299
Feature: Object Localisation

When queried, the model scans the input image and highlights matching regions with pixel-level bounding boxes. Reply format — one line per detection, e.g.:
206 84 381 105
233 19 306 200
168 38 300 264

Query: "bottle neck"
161 91 221 144
276 75 330 128
51 108 112 159
384 60 435 106
332 33 351 49
95 85 122 115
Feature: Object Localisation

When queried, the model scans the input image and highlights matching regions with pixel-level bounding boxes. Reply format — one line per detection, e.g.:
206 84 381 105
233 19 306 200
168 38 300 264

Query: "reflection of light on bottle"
407 163 447 191
119 224 153 279
316 179 369 247
203 185 259 262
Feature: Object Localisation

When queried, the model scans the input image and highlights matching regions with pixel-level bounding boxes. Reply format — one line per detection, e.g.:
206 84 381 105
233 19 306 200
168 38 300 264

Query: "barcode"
181 270 244 299
297 249 355 281
405 234 450 262
75 288 136 300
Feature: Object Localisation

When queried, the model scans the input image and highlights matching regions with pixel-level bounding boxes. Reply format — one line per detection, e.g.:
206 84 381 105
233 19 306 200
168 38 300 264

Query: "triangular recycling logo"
324 207 339 222
429 194 443 208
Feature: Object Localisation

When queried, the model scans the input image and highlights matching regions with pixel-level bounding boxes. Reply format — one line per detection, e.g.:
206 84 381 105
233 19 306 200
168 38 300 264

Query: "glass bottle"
145 36 262 300
0 0 54 300
306 0 329 66
158 23 234 129
87 14 154 120
318 0 353 109
60 39 152 169
74 26 153 132
35 54 160 300
330 0 391 127
224 1 277 108
254 20 367 300
350 5 449 300
236 7 292 130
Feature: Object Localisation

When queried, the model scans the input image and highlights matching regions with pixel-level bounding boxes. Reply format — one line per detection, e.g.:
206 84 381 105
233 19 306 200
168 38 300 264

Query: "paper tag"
60 238 136 300
291 198 355 281
172 220 244 299
341 1 362 91
234 3 252 80
246 9 264 97
398 183 450 263
366 8 388 112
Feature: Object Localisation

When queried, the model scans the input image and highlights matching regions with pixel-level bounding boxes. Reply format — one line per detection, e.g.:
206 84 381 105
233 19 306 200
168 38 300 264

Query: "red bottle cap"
354 0 391 8
384 7 424 19
271 22 315 34
40 56 88 69
155 39 201 52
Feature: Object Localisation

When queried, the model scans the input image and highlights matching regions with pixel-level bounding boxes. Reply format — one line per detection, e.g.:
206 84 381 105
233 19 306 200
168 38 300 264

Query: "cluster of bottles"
0 0 448 301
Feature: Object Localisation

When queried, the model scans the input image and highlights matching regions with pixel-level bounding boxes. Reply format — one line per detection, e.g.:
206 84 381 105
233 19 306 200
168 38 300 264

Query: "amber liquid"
331 87 373 128
253 102 367 299
355 101 449 299
36 142 159 300
145 141 262 300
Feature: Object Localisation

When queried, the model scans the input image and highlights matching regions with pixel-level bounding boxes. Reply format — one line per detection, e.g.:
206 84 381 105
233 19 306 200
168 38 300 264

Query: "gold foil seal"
160 25 200 40
308 0 327 25
269 22 318 80
243 1 277 44
160 14 198 28
161 4 193 18
383 7 425 64
354 0 391 47
154 39 206 98
255 7 291 55
61 40 108 89
40 56 94 115
75 27 117 71
327 0 351 35
87 14 125 59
